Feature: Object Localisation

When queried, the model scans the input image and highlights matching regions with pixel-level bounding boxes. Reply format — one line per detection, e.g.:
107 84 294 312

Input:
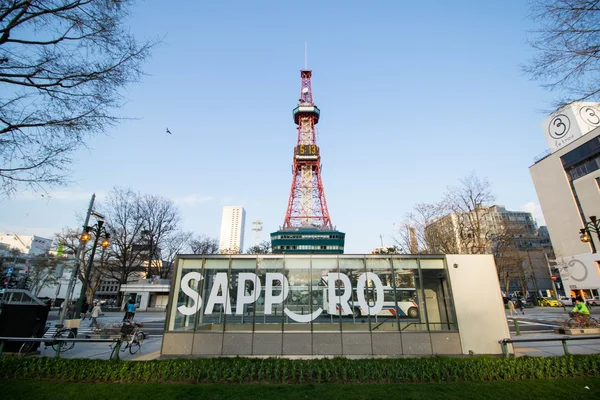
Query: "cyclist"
569 296 590 318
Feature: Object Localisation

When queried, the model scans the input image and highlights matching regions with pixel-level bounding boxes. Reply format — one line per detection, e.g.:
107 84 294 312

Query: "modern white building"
218 206 246 253
529 102 600 299
0 233 52 256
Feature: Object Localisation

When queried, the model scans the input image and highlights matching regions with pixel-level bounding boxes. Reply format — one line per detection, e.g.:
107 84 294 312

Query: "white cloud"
521 202 546 226
173 194 214 205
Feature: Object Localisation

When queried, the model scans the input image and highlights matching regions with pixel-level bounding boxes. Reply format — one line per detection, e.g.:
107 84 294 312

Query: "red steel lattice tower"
282 69 332 229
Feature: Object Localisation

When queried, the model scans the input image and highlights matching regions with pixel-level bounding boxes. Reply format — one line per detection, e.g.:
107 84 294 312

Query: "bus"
323 286 419 319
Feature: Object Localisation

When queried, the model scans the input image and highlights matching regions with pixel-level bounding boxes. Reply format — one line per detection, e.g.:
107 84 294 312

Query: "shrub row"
0 355 599 384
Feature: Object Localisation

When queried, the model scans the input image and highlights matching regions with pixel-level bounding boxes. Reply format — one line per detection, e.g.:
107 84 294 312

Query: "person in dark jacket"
81 301 89 320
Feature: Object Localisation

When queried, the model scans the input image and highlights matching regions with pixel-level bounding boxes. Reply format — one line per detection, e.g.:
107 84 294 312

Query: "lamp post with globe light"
579 215 600 253
75 219 110 318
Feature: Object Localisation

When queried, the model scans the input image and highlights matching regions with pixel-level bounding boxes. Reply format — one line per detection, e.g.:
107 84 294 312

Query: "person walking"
516 299 525 315
90 302 103 330
126 299 136 322
66 301 76 319
81 301 89 320
507 298 518 316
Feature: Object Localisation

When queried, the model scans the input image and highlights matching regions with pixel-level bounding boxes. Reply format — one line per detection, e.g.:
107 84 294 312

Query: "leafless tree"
246 241 272 254
159 231 192 279
27 253 60 297
100 187 147 306
492 224 529 293
524 0 600 107
395 202 460 254
138 194 182 278
98 187 186 303
0 0 155 196
444 173 496 254
189 235 219 255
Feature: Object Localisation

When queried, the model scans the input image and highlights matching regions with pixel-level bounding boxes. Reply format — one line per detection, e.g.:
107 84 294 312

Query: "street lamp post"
58 194 95 325
75 220 110 319
579 215 600 253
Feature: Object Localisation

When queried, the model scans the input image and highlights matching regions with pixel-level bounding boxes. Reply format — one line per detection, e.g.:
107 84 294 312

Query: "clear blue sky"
0 1 555 253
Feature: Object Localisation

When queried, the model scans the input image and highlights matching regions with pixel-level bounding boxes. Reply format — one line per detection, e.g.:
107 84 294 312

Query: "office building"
530 102 600 299
0 234 52 256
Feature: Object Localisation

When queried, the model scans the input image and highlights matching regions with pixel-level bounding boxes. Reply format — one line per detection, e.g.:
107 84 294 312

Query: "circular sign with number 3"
548 114 571 139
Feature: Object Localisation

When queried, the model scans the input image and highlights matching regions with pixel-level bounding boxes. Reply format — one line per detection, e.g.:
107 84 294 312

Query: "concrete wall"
161 331 463 357
446 254 512 355
530 147 591 259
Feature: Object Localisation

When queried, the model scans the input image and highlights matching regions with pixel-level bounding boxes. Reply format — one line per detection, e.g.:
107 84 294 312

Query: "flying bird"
166 128 172 135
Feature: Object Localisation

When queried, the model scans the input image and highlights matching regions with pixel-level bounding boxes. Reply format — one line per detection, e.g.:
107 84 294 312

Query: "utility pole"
58 194 95 324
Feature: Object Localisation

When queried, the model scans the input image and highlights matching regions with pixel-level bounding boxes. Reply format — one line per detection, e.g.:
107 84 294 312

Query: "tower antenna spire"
304 42 307 70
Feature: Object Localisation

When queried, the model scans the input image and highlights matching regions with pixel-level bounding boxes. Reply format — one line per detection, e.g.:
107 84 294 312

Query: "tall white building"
218 206 246 253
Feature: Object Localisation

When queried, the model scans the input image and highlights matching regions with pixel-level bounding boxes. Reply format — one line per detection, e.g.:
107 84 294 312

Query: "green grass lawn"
2 377 600 400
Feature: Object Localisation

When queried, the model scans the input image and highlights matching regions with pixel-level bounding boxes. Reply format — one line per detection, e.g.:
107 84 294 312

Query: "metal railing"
499 335 600 357
0 336 122 360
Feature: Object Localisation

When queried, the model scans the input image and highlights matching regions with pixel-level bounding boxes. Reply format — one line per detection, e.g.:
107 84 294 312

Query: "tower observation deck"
271 69 345 254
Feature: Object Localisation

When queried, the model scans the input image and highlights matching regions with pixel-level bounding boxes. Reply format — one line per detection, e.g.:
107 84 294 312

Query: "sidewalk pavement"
36 336 163 361
510 333 600 357
78 311 166 327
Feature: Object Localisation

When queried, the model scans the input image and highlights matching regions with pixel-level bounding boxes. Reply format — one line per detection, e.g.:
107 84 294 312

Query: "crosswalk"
43 324 95 337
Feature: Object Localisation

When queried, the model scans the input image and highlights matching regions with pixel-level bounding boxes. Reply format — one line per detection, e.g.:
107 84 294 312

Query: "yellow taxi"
541 297 561 307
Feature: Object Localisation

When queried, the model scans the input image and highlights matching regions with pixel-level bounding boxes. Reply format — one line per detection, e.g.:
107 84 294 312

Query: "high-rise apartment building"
218 206 246 253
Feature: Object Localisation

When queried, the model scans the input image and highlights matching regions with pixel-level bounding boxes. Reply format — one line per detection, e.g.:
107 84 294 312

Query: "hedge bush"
0 355 599 384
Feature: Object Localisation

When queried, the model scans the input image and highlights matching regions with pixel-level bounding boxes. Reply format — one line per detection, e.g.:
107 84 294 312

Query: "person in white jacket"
90 302 103 329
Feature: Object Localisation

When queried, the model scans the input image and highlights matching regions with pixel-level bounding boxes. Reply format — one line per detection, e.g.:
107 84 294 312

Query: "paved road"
505 306 592 334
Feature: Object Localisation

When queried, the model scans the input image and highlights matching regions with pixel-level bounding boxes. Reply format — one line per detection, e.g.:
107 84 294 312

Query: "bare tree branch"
0 0 156 195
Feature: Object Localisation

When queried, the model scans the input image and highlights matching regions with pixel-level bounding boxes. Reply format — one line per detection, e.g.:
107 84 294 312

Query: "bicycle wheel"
51 329 75 352
128 331 144 355
18 337 36 357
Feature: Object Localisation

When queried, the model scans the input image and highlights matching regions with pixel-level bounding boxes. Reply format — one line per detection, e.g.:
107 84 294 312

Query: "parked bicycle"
109 321 145 359
19 318 76 356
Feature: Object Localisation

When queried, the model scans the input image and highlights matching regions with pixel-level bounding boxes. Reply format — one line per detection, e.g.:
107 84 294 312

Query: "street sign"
6 267 13 275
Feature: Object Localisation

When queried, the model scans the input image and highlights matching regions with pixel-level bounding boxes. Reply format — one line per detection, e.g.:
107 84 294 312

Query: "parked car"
586 296 600 307
559 297 573 306
540 297 561 307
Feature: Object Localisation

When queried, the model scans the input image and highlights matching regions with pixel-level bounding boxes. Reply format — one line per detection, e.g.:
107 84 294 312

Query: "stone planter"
554 327 600 335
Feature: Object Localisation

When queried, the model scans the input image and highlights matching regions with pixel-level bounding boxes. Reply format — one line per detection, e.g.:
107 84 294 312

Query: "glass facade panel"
167 255 457 335
254 256 284 331
170 258 203 332
338 257 369 331
283 256 312 331
392 258 425 331
418 258 457 331
311 256 340 331
365 257 397 332
225 258 258 331
201 258 230 332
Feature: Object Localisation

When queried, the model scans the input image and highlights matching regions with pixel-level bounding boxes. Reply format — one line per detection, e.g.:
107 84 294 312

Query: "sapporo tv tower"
270 63 345 254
